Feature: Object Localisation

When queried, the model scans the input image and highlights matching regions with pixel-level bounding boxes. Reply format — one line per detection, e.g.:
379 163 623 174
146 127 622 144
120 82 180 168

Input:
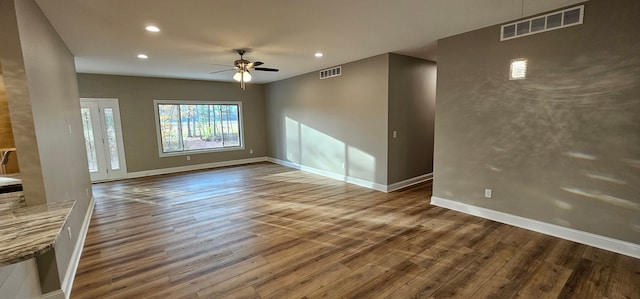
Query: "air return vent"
319 66 341 79
501 5 584 41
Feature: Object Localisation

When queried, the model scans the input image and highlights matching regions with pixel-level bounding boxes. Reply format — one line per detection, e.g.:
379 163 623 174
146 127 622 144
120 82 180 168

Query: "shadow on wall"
435 50 640 242
285 116 376 183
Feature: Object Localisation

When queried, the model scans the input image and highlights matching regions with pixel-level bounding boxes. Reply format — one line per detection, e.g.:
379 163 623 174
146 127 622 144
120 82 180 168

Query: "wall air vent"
319 66 341 79
501 5 584 41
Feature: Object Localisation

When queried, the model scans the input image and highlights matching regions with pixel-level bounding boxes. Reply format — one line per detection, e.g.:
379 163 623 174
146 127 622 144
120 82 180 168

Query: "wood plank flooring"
71 162 640 298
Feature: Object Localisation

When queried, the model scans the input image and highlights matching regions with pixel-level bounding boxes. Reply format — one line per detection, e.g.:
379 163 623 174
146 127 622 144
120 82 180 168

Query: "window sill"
159 146 245 158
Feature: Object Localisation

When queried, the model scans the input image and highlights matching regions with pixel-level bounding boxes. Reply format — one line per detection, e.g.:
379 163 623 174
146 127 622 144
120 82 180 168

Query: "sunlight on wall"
347 146 375 182
563 151 597 160
561 186 640 210
301 123 344 174
584 172 626 184
284 116 377 184
285 117 300 164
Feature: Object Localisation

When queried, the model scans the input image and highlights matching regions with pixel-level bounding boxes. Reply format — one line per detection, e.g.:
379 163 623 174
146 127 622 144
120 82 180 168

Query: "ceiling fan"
210 49 279 89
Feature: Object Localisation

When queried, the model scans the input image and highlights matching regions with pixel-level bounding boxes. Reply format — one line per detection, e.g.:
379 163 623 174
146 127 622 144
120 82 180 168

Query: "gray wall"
266 54 389 185
434 0 640 244
0 260 41 299
388 53 436 184
0 0 93 295
77 74 267 173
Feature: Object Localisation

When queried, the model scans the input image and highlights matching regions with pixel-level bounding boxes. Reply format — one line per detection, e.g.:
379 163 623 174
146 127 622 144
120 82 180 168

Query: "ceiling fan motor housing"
234 59 250 70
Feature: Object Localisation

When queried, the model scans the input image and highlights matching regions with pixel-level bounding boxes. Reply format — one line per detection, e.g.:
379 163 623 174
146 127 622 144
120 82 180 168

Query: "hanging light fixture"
233 70 251 82
233 69 251 89
232 50 252 89
216 49 278 90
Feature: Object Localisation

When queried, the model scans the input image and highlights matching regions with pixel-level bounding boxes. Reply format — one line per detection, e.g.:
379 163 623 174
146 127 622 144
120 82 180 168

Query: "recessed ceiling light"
145 25 160 32
315 52 323 58
137 54 148 59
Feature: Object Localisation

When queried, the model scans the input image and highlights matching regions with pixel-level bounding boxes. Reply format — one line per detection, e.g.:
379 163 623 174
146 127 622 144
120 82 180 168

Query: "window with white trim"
154 100 243 156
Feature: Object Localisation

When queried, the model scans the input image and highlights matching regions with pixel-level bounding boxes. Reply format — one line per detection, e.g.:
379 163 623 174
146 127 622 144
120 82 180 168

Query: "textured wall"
434 0 640 243
266 54 389 185
388 53 436 184
77 74 267 173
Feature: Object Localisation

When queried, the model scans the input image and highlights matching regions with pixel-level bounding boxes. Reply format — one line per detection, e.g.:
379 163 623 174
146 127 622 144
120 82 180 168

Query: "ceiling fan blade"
254 67 279 72
211 63 234 67
246 61 263 69
209 68 235 74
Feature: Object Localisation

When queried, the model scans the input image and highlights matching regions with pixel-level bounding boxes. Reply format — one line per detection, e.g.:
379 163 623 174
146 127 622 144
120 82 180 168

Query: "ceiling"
35 0 585 84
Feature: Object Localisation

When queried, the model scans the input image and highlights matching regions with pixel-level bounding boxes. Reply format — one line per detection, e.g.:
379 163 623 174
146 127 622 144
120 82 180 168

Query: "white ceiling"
35 0 585 84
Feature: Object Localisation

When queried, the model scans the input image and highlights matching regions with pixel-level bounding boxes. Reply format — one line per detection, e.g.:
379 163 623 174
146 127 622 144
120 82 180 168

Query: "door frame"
80 98 127 182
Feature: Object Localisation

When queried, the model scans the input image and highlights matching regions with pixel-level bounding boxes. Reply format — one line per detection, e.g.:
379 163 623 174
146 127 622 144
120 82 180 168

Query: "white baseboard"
267 157 387 192
267 158 430 193
430 196 640 259
387 173 433 192
127 157 268 179
58 196 95 299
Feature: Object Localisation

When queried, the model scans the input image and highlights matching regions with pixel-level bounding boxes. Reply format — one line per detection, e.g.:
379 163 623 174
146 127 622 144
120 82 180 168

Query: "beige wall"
0 260 41 299
0 0 93 295
387 53 436 184
77 74 267 173
434 0 640 244
266 54 389 185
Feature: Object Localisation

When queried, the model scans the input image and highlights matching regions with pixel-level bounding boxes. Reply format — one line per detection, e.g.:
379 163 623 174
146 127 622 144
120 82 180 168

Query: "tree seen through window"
156 102 241 154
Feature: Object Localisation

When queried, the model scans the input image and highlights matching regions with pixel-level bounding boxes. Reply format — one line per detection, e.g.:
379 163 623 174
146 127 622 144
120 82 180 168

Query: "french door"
80 98 127 181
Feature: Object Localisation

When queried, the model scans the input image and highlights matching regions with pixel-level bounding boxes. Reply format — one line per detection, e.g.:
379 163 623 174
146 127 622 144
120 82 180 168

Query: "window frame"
153 99 245 157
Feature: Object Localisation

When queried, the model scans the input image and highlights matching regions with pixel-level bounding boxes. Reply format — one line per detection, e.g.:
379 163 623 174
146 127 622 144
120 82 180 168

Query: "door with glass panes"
80 98 127 181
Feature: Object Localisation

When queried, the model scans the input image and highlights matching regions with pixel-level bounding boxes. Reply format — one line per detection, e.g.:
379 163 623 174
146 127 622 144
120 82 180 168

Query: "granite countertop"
0 200 75 266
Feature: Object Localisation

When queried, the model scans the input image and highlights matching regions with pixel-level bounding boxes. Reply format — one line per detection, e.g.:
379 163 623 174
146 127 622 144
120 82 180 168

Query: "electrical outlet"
288 152 293 159
484 189 492 199
249 149 253 154
85 188 89 197
186 155 190 161
341 162 345 169
67 227 72 240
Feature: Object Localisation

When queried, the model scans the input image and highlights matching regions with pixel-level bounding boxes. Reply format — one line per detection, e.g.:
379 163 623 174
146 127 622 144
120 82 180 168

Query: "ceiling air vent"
319 66 341 79
501 5 584 41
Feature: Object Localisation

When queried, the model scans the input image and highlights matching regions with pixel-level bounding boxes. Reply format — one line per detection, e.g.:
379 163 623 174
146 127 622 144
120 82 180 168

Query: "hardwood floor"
71 162 639 298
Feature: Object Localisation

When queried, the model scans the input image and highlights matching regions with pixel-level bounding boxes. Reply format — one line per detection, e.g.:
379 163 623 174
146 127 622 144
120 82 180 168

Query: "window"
154 100 243 156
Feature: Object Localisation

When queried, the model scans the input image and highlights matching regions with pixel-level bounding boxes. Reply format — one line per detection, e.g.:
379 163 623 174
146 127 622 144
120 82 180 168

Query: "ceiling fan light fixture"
233 71 251 82
145 25 160 32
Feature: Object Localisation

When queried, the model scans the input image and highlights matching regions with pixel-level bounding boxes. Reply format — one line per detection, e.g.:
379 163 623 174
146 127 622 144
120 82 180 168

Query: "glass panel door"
103 108 121 170
81 106 100 173
80 98 127 181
